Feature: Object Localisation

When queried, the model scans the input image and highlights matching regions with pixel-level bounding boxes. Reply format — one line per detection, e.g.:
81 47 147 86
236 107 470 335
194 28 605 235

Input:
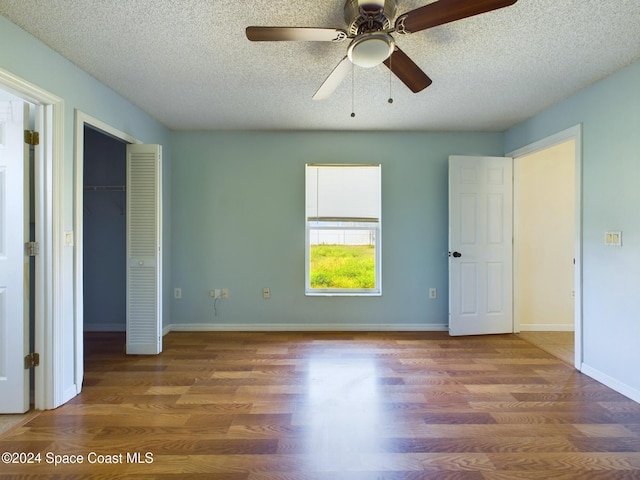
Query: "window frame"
305 164 382 297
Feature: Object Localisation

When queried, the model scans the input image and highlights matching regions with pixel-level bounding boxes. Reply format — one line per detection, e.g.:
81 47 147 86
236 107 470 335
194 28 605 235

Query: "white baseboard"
164 323 449 333
518 324 574 332
581 363 640 404
83 323 125 332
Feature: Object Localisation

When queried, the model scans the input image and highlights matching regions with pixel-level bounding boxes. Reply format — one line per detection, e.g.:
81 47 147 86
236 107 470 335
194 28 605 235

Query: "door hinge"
25 241 39 256
24 129 40 146
24 353 40 369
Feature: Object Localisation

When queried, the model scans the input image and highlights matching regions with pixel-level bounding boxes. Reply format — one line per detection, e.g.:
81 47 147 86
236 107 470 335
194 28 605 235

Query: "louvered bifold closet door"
126 144 162 354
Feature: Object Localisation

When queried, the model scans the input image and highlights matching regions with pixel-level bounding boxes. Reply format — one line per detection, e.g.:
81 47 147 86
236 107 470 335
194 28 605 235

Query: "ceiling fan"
246 0 518 100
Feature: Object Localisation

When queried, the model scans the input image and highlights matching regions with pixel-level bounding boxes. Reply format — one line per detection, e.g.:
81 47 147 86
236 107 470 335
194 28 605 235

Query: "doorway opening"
83 125 127 339
74 111 141 383
509 126 582 368
0 68 65 413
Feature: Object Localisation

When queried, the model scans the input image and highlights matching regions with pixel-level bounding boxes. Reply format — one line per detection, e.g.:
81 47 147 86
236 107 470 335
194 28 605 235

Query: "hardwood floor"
517 331 575 365
0 412 38 437
2 331 640 479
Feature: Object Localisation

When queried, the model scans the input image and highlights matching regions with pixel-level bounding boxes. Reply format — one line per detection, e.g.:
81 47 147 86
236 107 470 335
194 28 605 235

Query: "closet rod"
84 185 126 192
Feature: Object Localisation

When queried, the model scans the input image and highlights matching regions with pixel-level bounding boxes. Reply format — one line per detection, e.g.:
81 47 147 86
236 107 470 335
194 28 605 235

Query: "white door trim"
73 110 141 393
507 124 583 370
0 66 65 409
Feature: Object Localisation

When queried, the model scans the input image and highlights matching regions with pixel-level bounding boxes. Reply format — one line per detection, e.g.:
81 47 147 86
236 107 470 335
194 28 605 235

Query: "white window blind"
306 165 381 222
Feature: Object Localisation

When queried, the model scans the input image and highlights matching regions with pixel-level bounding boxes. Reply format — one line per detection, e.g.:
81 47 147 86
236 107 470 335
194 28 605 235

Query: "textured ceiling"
1 0 639 131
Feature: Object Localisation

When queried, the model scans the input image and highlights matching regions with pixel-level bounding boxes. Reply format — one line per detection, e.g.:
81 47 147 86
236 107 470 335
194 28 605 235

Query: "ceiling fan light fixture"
348 33 394 68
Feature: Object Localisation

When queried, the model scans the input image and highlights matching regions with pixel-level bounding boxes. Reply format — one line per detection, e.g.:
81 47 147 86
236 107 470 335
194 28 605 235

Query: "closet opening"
83 125 127 346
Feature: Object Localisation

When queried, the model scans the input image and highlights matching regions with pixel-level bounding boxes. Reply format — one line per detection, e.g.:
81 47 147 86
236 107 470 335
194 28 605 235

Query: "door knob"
449 251 462 258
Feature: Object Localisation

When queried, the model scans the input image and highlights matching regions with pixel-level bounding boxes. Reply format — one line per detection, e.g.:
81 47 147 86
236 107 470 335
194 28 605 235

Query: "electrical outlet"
429 288 437 299
210 289 222 298
221 288 229 299
262 287 270 299
174 288 182 299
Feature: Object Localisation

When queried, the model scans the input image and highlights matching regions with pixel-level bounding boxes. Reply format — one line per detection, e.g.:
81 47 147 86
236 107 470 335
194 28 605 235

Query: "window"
305 164 381 296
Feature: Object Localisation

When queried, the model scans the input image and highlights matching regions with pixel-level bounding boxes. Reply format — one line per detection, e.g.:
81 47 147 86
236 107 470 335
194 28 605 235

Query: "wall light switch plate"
64 231 74 246
262 287 270 299
604 231 622 246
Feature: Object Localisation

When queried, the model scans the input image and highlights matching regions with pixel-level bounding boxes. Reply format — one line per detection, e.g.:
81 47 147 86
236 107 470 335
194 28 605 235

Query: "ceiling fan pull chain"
351 61 356 118
388 52 394 104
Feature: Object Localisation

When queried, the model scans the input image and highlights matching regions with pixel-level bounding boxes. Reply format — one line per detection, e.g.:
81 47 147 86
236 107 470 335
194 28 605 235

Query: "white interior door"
0 100 29 412
449 155 513 336
126 144 162 354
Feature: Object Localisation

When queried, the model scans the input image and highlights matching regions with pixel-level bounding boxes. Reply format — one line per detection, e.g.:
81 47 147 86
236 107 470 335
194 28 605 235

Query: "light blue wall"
170 131 503 328
505 60 640 397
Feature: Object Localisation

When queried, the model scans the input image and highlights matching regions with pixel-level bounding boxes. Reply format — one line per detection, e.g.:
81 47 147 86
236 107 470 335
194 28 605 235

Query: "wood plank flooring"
2 331 640 479
517 331 575 365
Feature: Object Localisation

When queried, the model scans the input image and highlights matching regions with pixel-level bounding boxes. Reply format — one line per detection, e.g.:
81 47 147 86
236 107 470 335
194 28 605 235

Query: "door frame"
507 124 583 370
73 110 141 390
0 67 64 409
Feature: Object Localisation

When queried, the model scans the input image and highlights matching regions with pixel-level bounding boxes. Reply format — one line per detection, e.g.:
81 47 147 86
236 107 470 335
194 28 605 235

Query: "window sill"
305 291 382 297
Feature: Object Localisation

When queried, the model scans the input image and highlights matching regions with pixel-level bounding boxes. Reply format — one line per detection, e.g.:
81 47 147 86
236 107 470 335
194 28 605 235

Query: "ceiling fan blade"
246 27 348 42
395 0 517 34
313 57 352 100
383 47 432 93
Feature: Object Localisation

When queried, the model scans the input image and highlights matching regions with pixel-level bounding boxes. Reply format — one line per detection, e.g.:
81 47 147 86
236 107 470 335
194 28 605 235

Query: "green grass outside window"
309 244 375 289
